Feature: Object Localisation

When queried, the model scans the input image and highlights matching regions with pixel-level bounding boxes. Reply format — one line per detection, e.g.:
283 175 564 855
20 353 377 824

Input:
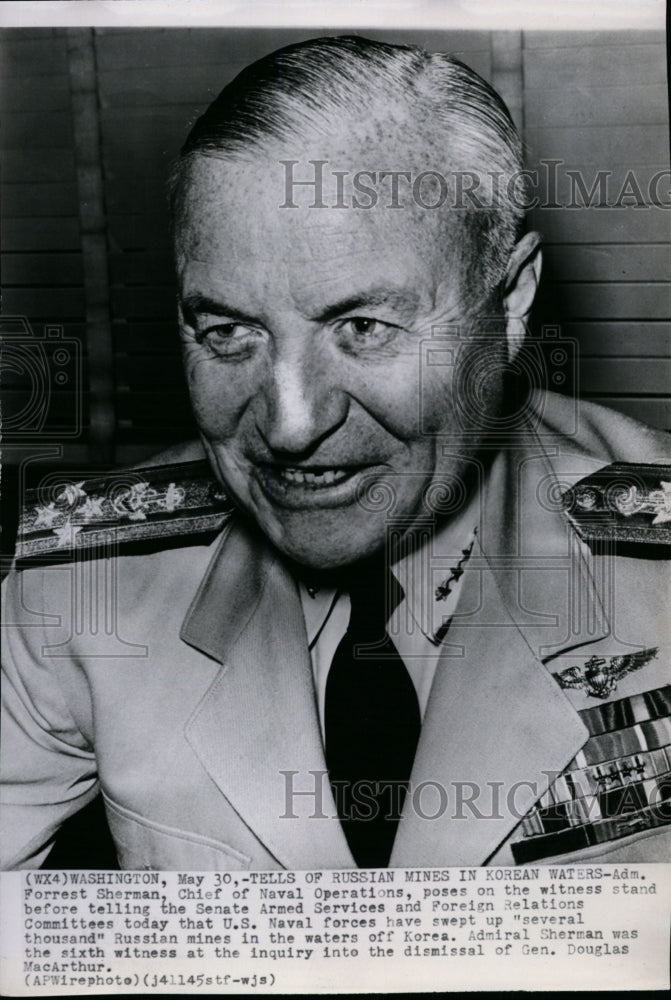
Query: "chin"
269 527 387 572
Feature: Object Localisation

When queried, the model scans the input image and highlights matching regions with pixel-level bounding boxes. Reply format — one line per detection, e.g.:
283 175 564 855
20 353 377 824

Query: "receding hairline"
168 35 527 296
170 35 522 187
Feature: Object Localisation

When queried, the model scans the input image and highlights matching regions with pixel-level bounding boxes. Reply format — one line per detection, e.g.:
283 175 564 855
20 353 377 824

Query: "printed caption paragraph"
1 865 669 994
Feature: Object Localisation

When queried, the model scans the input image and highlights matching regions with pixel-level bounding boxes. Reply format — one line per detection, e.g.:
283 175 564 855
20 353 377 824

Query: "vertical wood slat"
66 28 115 465
490 31 523 132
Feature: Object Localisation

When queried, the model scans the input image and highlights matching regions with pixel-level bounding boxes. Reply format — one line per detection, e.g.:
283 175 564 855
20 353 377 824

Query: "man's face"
176 155 507 569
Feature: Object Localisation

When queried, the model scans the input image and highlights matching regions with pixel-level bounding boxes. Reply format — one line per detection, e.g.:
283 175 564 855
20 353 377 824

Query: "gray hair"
169 35 525 297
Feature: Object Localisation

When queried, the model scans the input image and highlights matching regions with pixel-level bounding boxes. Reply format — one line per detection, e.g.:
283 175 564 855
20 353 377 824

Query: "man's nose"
256 344 348 455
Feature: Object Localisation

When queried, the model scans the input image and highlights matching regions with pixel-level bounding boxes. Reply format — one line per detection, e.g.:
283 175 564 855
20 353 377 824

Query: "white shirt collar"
299 582 341 647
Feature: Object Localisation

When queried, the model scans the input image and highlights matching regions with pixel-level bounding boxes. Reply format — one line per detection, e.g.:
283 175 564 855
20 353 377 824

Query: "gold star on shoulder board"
53 523 82 548
33 503 60 528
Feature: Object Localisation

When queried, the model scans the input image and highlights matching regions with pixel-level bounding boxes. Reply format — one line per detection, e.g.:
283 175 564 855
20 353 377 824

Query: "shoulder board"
15 460 234 561
562 462 671 546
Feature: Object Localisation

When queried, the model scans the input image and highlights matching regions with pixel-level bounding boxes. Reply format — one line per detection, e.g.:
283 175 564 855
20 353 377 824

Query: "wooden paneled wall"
2 27 669 470
524 30 670 430
2 30 89 464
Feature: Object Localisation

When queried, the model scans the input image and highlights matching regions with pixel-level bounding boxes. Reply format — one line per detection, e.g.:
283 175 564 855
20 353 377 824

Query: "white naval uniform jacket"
1 391 670 870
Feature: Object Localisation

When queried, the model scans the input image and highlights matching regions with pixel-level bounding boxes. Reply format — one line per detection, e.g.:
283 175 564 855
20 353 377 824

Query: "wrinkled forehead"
173 147 469 272
176 161 464 322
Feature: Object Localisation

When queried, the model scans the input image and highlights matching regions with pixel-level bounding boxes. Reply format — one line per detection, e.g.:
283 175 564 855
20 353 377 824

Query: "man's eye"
349 317 381 336
337 316 397 350
198 323 261 358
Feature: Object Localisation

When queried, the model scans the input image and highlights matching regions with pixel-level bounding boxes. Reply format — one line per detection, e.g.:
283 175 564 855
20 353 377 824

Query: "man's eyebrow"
180 293 258 326
316 289 422 323
180 289 423 326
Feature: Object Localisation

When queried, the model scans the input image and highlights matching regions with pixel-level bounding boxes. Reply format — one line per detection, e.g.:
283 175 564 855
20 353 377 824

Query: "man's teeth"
277 467 351 486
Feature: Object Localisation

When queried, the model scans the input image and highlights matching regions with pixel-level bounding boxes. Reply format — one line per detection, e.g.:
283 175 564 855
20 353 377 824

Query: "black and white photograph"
0 0 669 993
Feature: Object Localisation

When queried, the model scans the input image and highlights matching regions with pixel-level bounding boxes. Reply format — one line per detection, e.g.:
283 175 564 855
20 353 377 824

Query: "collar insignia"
434 528 477 602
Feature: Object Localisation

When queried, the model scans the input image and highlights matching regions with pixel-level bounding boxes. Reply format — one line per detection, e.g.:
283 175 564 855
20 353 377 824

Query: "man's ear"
502 231 542 361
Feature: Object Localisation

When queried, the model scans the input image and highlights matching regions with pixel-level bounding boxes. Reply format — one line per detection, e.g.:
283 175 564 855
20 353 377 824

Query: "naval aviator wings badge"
554 648 659 699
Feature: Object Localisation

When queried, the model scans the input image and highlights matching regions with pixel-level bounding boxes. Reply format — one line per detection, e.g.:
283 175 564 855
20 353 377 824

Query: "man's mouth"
252 462 381 509
275 466 353 487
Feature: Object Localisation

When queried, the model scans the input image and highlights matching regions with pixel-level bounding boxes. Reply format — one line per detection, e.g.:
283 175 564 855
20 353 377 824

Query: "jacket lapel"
392 426 610 868
181 521 354 869
391 548 589 867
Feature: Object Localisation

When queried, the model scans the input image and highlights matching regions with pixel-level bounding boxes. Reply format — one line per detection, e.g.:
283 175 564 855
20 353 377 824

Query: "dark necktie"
324 559 421 867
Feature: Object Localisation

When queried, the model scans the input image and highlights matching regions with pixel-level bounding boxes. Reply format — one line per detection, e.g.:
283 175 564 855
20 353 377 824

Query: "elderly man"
2 35 670 871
